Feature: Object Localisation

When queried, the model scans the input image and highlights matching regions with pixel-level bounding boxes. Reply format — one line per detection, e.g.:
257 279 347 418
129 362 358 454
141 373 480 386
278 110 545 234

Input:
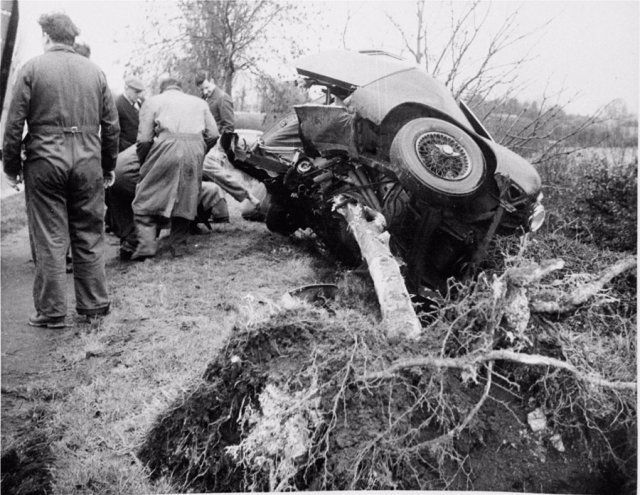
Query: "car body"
234 50 545 294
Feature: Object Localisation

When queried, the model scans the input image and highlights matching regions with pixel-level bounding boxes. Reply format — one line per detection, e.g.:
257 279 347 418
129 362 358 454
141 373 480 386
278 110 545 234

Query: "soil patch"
1 419 55 495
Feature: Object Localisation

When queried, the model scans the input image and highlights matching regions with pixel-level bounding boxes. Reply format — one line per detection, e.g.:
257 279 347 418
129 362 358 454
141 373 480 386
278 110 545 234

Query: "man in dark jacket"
195 71 235 157
107 76 144 232
195 70 256 222
2 12 120 328
115 76 144 152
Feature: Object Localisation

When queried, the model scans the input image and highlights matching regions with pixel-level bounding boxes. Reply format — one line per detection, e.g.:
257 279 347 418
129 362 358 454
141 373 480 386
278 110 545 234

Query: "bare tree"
472 85 605 161
120 0 309 96
385 1 545 102
383 1 614 163
181 0 296 94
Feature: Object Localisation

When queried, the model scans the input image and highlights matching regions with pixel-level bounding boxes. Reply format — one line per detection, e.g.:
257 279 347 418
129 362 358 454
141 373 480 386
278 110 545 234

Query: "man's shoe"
28 314 66 329
211 216 230 224
131 247 156 261
119 248 134 261
242 208 265 222
189 224 212 235
85 314 107 324
170 244 193 258
80 306 110 323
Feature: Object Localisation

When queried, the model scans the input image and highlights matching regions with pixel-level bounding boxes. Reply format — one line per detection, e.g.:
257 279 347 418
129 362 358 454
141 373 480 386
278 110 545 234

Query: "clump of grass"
1 192 27 236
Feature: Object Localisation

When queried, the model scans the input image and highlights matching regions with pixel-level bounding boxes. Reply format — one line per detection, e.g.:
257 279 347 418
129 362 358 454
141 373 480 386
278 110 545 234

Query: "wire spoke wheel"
390 118 485 202
415 132 472 181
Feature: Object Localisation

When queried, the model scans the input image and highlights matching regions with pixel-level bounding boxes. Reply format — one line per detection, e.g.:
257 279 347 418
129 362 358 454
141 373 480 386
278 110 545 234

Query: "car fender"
364 102 499 182
481 140 541 196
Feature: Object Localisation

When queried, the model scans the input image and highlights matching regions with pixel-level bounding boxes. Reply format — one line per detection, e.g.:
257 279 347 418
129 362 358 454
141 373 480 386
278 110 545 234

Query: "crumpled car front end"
236 49 544 292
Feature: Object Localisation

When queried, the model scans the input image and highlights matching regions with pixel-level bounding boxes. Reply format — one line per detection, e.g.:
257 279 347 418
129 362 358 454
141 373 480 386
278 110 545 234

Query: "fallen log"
500 259 565 334
333 195 421 341
500 256 635 332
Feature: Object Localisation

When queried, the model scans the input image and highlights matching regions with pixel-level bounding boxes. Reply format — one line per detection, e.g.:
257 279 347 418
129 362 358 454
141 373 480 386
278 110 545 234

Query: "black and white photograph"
0 0 637 493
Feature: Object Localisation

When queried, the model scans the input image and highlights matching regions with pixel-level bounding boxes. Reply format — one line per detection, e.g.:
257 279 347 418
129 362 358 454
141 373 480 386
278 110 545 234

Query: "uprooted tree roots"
138 251 636 493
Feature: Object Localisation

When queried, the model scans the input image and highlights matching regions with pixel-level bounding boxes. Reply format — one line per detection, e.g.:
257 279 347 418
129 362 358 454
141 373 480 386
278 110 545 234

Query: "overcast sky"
10 0 640 116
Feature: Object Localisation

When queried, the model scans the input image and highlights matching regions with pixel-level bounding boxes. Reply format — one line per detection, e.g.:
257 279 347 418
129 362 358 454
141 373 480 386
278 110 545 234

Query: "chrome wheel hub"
415 132 472 180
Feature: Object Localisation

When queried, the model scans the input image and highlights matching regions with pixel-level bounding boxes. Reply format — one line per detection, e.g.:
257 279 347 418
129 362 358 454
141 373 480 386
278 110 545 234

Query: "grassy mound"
138 248 636 493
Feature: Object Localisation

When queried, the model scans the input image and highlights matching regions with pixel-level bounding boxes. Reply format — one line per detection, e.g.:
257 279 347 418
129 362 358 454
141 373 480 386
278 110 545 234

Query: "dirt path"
2 227 60 431
2 226 59 379
1 226 116 436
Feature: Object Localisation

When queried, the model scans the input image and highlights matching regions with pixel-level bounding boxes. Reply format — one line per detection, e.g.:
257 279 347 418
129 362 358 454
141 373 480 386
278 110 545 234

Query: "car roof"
295 50 417 90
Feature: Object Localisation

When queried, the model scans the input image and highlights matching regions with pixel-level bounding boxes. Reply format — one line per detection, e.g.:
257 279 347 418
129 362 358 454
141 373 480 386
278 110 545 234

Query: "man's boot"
131 215 158 260
211 198 230 224
169 217 192 257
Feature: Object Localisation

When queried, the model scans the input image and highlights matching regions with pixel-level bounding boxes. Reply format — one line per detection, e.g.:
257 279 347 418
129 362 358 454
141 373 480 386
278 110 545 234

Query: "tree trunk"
224 66 234 96
334 196 422 341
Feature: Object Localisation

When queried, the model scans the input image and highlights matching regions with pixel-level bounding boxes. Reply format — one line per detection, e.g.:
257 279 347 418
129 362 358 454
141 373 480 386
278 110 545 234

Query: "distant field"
566 146 637 165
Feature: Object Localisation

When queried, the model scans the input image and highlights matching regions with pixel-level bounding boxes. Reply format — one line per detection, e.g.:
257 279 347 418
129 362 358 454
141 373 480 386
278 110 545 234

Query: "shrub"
571 159 637 252
537 151 637 253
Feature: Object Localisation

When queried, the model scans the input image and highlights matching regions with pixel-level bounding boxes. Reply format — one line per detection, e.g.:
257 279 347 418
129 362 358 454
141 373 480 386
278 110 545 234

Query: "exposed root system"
138 262 636 493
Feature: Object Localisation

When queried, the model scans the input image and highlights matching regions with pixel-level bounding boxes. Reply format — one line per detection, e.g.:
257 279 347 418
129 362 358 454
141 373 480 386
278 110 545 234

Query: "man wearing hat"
2 12 119 327
116 76 145 151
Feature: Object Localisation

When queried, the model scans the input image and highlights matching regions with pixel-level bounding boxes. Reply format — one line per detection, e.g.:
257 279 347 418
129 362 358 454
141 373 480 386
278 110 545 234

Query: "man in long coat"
131 76 218 259
109 146 227 259
2 12 119 327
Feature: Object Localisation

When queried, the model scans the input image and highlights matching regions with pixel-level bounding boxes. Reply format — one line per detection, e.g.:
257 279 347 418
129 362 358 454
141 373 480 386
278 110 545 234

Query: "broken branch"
362 349 636 392
530 256 636 314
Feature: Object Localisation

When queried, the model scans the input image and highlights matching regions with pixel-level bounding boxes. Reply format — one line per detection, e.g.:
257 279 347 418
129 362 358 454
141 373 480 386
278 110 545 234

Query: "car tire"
389 118 485 201
265 201 297 235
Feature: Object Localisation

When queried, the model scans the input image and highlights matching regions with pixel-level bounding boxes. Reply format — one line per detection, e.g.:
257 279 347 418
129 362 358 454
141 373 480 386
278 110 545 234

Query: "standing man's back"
2 12 119 328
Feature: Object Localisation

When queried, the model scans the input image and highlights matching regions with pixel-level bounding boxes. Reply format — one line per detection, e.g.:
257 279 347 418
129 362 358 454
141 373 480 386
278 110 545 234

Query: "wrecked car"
234 50 545 294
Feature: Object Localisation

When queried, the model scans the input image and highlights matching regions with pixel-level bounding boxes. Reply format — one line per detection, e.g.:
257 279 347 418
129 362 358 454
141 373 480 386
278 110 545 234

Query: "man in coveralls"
131 76 218 259
2 13 120 328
